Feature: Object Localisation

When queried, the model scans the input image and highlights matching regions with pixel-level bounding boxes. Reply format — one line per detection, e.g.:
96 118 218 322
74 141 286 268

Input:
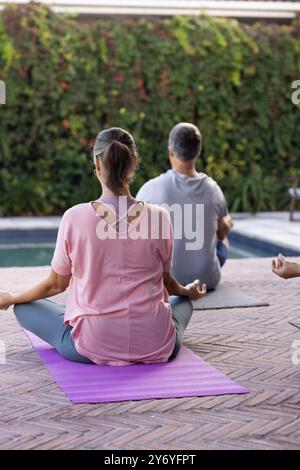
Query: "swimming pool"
0 243 55 267
0 243 267 267
0 233 286 267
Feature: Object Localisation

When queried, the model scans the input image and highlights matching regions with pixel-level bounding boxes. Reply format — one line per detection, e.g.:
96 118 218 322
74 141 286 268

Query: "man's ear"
168 147 175 164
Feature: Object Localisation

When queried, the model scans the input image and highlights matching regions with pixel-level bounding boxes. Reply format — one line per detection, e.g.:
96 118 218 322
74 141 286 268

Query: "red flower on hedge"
114 74 125 83
19 68 28 79
136 78 144 89
100 31 111 39
62 119 70 129
60 81 70 90
160 71 169 96
136 78 148 100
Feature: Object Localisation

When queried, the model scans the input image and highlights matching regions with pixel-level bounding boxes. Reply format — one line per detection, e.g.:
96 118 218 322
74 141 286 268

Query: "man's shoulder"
200 173 224 194
142 171 172 188
200 174 227 210
137 171 173 202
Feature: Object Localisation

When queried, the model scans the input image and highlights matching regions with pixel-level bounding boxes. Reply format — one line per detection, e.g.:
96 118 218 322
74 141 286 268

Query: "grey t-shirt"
136 169 228 289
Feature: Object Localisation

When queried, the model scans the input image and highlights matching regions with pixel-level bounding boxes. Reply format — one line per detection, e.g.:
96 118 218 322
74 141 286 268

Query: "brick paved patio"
0 257 300 450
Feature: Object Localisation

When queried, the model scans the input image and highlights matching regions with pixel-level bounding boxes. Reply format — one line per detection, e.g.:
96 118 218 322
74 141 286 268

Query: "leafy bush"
0 3 299 215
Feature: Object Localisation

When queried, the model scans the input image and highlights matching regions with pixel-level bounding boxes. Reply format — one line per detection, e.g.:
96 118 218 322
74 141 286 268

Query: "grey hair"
93 127 135 158
93 140 108 159
92 127 139 194
168 122 202 161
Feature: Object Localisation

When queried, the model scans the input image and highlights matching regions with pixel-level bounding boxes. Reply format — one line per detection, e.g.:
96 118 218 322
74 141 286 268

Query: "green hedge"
0 3 299 215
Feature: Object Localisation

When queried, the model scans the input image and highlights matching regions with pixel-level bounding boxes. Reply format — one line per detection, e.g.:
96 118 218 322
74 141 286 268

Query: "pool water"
228 242 273 259
0 240 272 267
0 244 55 267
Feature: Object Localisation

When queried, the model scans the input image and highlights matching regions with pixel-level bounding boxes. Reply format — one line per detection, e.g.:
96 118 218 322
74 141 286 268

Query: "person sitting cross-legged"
137 122 233 291
0 127 206 365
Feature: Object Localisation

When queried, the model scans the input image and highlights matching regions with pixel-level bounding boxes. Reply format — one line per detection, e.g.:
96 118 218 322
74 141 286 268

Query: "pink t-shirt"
51 198 176 366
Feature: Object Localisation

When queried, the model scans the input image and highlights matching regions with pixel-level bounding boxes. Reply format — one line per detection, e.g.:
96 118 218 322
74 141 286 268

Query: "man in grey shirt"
136 122 233 290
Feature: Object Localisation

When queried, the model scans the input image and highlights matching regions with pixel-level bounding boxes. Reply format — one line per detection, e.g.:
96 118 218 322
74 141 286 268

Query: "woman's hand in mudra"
0 292 14 311
183 280 207 301
272 254 300 279
163 271 206 300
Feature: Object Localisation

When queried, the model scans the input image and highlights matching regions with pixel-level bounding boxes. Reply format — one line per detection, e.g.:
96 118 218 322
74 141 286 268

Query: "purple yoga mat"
25 331 248 403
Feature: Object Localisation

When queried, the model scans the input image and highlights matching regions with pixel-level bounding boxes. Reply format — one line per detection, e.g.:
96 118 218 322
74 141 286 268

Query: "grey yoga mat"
192 284 269 310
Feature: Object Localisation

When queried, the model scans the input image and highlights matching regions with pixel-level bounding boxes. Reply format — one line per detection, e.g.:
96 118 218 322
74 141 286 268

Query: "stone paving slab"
0 257 300 450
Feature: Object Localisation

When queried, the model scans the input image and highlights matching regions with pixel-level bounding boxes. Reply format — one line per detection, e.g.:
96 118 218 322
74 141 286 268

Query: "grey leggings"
14 296 193 363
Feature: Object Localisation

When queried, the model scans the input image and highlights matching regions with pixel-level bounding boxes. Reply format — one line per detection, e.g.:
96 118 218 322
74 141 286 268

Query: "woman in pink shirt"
0 128 206 365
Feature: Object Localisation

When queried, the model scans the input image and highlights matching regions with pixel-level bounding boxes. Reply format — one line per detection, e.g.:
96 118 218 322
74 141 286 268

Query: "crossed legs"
14 299 93 363
14 296 193 363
